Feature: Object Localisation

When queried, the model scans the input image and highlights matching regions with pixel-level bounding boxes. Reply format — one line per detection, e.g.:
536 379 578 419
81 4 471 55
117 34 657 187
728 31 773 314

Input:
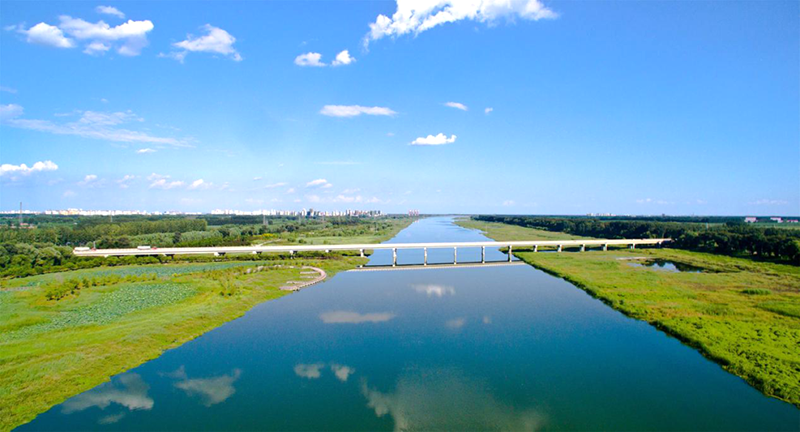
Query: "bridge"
73 238 670 266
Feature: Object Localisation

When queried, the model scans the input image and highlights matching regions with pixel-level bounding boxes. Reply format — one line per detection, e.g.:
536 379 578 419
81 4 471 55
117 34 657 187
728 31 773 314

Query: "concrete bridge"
74 238 670 266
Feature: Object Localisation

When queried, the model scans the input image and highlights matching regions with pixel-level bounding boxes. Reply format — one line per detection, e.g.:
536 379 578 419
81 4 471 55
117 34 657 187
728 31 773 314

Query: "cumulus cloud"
20 22 75 48
117 174 135 188
168 24 242 62
78 174 99 186
484 107 493 114
0 160 58 177
188 179 210 190
332 50 355 66
96 6 125 19
320 105 396 117
0 105 189 147
410 133 456 146
148 173 184 189
363 0 558 48
306 178 332 188
444 102 468 111
319 310 396 324
295 52 325 67
17 15 155 55
136 148 156 154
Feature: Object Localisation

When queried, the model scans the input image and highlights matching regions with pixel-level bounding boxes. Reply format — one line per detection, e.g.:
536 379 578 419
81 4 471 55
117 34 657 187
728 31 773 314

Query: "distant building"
770 217 783 223
408 210 420 217
786 219 799 224
744 217 758 223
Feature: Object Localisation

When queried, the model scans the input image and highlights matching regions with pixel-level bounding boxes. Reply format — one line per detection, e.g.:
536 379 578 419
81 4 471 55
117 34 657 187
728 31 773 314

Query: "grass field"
460 218 800 408
0 256 366 431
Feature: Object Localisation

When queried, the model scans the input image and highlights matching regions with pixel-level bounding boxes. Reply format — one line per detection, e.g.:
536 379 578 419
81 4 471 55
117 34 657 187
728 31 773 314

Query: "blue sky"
1 0 797 215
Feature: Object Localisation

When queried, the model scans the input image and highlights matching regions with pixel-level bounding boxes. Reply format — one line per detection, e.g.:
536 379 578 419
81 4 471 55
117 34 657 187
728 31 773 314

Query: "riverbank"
0 257 365 431
457 219 800 408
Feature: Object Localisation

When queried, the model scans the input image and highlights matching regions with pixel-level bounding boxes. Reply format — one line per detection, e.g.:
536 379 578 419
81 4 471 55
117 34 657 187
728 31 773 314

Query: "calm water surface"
20 217 799 431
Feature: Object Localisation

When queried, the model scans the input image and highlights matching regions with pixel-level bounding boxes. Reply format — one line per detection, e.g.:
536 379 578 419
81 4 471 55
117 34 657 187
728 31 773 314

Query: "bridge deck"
73 238 670 257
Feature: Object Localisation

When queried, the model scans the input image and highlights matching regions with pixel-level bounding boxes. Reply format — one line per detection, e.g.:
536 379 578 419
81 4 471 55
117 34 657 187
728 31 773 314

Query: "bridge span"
74 238 671 267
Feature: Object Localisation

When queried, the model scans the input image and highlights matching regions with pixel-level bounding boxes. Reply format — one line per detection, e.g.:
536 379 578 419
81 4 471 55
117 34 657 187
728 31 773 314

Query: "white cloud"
136 148 156 154
0 160 58 177
174 369 241 407
320 105 396 117
84 41 110 55
319 310 396 324
750 199 789 206
117 174 135 188
170 25 242 62
252 176 262 181
444 102 468 111
410 133 456 146
0 104 24 120
0 86 18 94
63 190 76 197
636 198 673 205
96 6 125 19
1 106 188 147
484 107 493 114
286 187 296 194
363 0 558 48
61 374 153 415
331 364 355 382
53 15 154 56
502 200 515 206
306 178 332 188
188 179 210 190
263 182 287 189
149 174 184 189
78 174 98 186
295 52 325 67
20 22 75 48
294 363 325 379
331 50 355 66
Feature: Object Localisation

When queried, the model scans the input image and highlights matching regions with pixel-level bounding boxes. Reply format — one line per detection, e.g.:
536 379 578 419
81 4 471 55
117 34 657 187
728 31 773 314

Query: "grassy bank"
459 219 800 407
0 256 366 431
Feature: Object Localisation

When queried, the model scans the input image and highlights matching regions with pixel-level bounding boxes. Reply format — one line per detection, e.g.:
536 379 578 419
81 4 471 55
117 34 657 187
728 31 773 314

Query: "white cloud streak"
320 105 396 117
96 6 125 19
0 160 58 177
444 102 468 111
363 0 558 48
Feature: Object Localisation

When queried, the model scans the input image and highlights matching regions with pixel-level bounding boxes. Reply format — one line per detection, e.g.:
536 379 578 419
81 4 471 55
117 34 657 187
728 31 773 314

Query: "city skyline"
1 1 798 216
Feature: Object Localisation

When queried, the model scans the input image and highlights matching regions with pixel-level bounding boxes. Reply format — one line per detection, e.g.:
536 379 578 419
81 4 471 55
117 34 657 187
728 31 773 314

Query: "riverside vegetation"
458 218 800 407
0 215 412 431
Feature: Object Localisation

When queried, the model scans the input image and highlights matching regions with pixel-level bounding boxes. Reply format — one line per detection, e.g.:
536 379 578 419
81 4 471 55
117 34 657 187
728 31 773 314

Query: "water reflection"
294 363 325 379
360 368 546 432
445 317 466 329
319 310 396 324
59 373 153 426
166 366 241 407
412 284 455 297
331 364 355 382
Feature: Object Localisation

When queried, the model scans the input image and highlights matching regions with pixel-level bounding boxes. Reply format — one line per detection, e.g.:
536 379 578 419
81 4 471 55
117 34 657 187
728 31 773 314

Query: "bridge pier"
580 244 585 252
533 245 538 252
454 247 458 265
481 246 485 263
423 247 428 266
508 245 513 262
360 249 364 257
392 248 397 267
557 245 562 253
630 244 636 250
603 244 608 251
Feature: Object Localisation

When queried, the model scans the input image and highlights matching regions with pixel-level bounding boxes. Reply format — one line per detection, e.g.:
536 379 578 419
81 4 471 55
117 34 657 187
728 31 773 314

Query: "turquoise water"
19 217 799 431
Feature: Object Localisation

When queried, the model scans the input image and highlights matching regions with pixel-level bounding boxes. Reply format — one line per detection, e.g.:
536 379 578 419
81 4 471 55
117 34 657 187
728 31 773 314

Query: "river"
20 217 799 431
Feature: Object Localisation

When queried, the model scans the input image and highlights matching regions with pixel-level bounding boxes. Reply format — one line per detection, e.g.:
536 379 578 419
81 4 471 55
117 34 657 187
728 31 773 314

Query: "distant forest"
474 215 800 264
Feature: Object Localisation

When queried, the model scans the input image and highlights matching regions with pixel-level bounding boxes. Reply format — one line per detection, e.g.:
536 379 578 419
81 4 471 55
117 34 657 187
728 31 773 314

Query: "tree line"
474 216 800 264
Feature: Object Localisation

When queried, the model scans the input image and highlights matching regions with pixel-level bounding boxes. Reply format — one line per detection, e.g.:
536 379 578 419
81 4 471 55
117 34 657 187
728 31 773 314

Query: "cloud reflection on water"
60 373 153 416
319 310 396 324
412 284 455 297
165 366 242 407
360 368 545 431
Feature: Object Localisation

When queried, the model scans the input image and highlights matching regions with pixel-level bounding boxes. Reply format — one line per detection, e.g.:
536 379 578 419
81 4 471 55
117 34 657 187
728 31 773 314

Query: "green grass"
456 218 590 241
0 256 367 431
462 219 800 408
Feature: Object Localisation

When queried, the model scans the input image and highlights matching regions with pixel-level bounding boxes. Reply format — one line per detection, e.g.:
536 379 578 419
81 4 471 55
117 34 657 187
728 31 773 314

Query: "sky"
0 0 798 216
